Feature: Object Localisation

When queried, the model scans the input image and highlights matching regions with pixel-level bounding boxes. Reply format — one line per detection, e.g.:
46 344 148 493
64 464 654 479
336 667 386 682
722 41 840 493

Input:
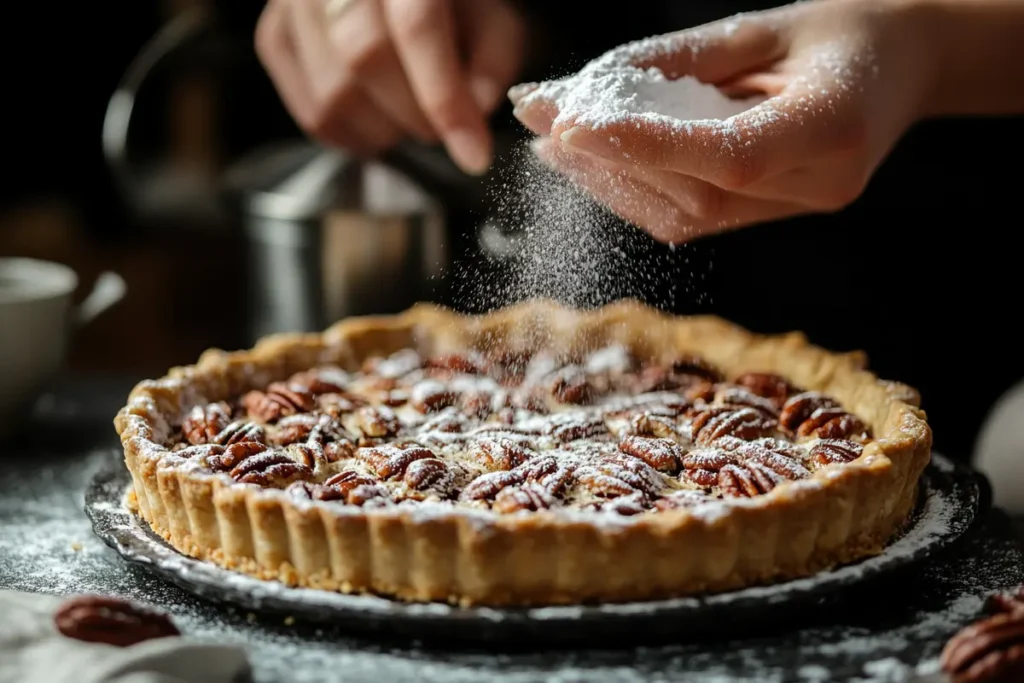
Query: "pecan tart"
114 300 932 606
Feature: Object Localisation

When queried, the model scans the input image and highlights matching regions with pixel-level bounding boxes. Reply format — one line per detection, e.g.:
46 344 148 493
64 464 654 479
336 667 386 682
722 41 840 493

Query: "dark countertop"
2 375 1023 683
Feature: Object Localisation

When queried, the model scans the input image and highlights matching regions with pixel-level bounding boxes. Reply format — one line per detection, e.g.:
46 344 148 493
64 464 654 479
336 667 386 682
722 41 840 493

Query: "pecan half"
424 353 484 375
734 440 810 480
779 392 841 432
459 470 525 501
576 455 661 498
242 382 317 423
230 451 313 486
549 366 595 405
733 372 796 407
403 457 453 493
618 435 682 473
670 355 723 382
942 611 1024 683
797 408 868 440
549 416 609 443
719 462 785 498
471 437 534 470
318 392 367 418
713 385 780 418
276 413 344 446
690 406 776 446
595 491 650 516
357 444 435 479
206 440 268 471
492 483 554 513
681 446 738 487
212 420 266 447
410 379 459 413
654 490 709 511
511 386 550 413
809 439 864 465
182 402 232 445
54 595 179 647
629 413 681 440
292 367 350 395
356 405 400 438
309 470 385 504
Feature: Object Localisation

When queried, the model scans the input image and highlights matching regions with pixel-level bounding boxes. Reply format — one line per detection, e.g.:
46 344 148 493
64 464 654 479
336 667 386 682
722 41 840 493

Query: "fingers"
461 0 526 113
327 0 436 142
554 75 865 192
620 13 785 84
382 0 492 174
531 137 805 244
254 2 318 132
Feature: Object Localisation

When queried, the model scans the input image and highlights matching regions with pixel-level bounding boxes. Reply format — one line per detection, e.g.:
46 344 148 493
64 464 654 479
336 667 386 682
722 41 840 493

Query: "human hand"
256 0 525 175
509 0 936 244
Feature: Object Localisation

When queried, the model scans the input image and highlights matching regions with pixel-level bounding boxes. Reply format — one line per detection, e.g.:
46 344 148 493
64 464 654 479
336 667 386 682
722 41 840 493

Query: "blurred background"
2 0 1021 462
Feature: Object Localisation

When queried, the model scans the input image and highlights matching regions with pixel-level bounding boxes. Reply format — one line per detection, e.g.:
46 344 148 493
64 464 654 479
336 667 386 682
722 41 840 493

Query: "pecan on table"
242 381 317 423
618 435 682 474
54 595 179 647
690 405 776 446
808 439 864 465
181 402 232 445
357 444 435 479
942 609 1024 683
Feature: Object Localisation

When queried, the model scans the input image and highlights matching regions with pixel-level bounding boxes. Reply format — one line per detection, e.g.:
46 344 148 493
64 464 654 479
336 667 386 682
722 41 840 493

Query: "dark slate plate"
86 453 979 648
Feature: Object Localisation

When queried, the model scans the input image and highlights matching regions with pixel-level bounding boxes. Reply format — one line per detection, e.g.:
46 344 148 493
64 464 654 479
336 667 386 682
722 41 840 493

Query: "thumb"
619 13 785 84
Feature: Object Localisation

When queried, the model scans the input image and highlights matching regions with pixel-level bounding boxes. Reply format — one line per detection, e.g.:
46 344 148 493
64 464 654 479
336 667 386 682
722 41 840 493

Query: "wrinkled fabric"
0 590 251 683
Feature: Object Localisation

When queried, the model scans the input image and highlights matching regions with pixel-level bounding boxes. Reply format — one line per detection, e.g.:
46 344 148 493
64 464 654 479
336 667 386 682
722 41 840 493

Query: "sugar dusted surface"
30 448 1005 682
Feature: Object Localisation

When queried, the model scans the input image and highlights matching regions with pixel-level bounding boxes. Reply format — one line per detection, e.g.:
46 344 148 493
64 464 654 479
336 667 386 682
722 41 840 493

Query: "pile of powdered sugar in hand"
518 33 766 130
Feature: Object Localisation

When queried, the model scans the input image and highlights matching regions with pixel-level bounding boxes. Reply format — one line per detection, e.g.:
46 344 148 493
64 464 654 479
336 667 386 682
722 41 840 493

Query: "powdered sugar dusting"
3 444 1015 682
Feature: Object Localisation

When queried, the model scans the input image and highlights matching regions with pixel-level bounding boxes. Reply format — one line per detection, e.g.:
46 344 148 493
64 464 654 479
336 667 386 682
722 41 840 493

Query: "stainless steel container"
226 141 446 342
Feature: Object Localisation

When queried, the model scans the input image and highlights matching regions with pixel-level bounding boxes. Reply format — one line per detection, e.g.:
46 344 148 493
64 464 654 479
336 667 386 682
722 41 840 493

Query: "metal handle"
101 6 212 211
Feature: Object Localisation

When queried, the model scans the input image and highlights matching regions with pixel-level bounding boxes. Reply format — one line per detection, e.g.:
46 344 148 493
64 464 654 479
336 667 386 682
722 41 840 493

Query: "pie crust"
114 299 932 606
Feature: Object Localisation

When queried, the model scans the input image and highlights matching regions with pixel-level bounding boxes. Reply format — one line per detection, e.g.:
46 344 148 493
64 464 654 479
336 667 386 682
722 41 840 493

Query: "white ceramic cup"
0 258 126 437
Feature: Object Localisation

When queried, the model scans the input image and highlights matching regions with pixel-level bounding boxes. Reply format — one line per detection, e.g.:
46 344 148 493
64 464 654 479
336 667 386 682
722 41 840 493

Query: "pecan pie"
114 300 932 606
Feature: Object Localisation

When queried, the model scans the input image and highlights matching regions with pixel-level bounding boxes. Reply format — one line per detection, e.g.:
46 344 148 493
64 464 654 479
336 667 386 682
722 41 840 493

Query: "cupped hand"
509 0 935 243
256 0 525 174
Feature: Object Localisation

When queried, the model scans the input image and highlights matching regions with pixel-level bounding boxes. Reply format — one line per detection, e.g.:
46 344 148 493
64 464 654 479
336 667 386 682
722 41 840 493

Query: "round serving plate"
86 453 980 648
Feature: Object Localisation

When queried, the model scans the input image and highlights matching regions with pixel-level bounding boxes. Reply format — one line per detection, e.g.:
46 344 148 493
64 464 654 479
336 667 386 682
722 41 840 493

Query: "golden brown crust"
114 299 932 606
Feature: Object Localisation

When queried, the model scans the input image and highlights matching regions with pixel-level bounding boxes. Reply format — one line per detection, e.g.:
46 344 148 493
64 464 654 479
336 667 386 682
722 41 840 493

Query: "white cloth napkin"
0 590 251 683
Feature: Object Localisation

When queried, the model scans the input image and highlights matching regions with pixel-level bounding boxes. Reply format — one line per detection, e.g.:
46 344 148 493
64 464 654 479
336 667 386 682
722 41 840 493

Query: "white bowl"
0 258 125 438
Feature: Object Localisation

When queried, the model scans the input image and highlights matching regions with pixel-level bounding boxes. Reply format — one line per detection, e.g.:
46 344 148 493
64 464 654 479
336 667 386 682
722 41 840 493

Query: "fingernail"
507 82 538 106
471 76 503 113
445 128 491 176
